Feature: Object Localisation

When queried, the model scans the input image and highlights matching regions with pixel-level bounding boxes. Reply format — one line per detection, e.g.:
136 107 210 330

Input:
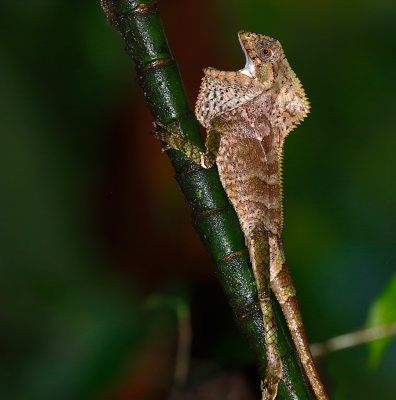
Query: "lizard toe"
260 376 280 400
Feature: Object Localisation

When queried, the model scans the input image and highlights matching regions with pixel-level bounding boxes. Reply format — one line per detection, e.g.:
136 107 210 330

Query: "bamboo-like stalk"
100 1 316 398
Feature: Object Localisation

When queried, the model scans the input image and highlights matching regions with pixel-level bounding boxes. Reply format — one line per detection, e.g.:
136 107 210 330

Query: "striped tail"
268 234 329 400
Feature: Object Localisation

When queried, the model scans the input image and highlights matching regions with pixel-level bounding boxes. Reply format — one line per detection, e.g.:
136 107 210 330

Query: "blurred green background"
1 1 396 399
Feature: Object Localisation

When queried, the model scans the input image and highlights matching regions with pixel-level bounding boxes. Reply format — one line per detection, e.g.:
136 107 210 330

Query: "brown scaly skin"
153 31 328 400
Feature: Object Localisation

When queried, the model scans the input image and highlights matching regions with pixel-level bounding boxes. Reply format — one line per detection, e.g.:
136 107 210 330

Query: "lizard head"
195 31 309 130
238 30 310 134
238 30 284 82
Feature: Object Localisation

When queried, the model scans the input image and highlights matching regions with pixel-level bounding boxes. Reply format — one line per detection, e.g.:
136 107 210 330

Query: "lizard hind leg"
247 230 283 400
268 234 329 400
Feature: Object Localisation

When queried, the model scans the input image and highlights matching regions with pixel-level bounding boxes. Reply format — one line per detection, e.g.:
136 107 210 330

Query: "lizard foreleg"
153 121 220 169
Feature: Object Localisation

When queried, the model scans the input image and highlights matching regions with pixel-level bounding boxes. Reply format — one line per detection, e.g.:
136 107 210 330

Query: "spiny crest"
279 151 285 231
272 56 310 138
195 68 265 128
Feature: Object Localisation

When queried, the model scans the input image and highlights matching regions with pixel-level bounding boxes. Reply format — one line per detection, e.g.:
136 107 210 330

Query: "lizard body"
154 31 328 400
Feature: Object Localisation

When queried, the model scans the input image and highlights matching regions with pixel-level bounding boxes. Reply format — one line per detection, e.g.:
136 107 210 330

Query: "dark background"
1 1 396 399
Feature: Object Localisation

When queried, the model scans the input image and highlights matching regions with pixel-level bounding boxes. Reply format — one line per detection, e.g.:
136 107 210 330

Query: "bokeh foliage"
1 1 396 399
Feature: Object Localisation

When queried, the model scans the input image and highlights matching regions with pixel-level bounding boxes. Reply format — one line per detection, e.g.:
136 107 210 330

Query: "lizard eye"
260 48 272 59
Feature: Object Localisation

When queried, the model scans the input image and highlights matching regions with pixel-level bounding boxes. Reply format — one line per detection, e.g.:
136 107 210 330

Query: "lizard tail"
268 234 329 400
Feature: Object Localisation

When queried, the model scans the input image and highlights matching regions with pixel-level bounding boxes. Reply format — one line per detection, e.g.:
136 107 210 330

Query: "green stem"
100 1 315 398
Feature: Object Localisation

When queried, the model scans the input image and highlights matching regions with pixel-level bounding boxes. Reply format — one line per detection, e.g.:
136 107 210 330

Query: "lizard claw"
152 119 181 135
260 377 279 400
152 119 183 152
260 375 296 400
152 121 169 140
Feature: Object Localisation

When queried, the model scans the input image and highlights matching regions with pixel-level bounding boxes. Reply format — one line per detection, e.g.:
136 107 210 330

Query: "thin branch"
310 322 396 357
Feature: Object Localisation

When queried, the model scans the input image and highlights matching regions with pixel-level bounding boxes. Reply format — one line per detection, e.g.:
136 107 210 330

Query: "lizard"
153 31 328 400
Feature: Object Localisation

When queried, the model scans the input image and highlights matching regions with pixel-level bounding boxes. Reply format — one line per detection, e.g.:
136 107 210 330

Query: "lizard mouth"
238 31 255 79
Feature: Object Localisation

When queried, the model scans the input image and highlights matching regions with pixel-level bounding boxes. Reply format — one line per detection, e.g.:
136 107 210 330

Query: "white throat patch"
238 33 255 79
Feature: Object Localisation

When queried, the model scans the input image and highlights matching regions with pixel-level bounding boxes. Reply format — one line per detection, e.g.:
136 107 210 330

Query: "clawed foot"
152 119 183 152
261 376 280 400
260 372 295 400
152 119 209 167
